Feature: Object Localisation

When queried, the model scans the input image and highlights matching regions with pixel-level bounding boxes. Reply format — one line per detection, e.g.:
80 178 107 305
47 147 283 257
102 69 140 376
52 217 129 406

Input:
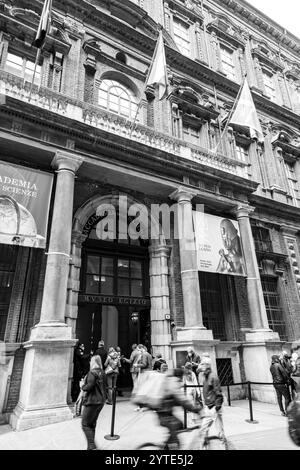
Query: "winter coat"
94 346 108 367
138 351 153 372
153 358 167 371
202 371 224 409
270 361 289 385
81 368 106 406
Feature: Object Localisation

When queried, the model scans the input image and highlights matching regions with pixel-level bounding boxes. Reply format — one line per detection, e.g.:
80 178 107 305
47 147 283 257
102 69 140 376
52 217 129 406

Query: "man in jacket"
136 345 153 373
198 356 226 449
93 340 107 366
270 354 291 416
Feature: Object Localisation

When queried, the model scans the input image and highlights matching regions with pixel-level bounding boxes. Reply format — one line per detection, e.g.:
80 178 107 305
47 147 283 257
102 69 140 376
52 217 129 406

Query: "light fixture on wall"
131 311 139 324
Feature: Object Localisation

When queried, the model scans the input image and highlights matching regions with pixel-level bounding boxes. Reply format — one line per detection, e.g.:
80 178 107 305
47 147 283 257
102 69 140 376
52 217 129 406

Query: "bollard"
183 384 187 429
227 384 231 407
245 381 258 424
104 378 120 440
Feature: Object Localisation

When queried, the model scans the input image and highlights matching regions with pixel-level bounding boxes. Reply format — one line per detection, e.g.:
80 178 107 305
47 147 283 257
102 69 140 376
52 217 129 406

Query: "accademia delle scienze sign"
0 161 53 248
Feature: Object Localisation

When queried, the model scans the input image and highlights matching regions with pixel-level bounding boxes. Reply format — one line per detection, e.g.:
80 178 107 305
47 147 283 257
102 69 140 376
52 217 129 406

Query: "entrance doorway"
75 213 151 388
76 304 151 358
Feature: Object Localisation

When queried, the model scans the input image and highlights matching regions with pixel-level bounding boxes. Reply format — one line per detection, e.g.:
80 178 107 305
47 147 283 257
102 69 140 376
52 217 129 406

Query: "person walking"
104 348 120 405
198 356 226 449
270 354 291 416
81 355 106 450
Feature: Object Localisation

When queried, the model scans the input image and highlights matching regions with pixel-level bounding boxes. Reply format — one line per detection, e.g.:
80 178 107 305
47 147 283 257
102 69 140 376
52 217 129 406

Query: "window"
220 46 235 81
262 71 276 101
216 359 234 385
183 125 200 146
84 254 145 297
5 52 41 85
284 161 299 207
0 244 18 340
261 277 287 341
251 226 273 252
235 143 249 163
173 19 191 57
98 79 138 120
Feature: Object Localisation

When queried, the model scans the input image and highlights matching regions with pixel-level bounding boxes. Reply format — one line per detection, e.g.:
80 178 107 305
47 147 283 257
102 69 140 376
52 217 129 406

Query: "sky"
245 0 300 38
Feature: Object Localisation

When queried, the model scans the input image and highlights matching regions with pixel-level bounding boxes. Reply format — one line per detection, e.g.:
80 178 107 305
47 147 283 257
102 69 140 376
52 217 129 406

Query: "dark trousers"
157 412 183 450
106 373 118 404
274 384 291 413
81 404 103 450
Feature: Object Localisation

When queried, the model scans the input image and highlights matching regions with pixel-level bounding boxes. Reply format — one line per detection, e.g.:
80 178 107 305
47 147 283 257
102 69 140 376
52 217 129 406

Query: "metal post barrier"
183 383 187 429
105 377 120 440
226 384 231 407
245 381 258 424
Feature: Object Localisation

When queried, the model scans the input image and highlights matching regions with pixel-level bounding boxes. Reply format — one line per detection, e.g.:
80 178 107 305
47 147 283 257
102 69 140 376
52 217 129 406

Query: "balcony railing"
0 70 249 178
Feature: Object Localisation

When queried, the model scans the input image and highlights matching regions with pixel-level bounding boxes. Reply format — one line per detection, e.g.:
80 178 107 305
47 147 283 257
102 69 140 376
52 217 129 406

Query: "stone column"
170 188 214 353
149 244 172 364
10 151 84 431
235 204 272 333
235 204 281 403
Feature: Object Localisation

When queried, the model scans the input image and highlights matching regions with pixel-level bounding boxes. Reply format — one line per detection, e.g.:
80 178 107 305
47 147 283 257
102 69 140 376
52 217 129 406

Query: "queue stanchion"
227 384 231 407
105 376 120 440
183 384 187 429
245 381 258 424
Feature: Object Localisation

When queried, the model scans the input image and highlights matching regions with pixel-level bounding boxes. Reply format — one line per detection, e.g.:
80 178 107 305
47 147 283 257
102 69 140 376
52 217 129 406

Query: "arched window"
98 79 138 120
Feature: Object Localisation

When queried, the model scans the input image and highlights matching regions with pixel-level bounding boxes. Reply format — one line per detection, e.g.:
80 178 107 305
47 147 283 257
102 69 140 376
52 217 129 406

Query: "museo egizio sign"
78 294 150 306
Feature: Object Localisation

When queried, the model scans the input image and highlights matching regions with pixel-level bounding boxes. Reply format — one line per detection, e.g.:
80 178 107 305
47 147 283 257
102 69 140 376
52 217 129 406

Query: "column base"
171 328 218 370
176 326 213 342
242 330 284 403
10 402 74 432
10 322 76 431
244 329 280 342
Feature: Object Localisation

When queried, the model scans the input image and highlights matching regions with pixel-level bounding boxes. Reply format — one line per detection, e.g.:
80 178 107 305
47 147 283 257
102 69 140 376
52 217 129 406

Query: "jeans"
274 384 291 413
81 404 103 450
198 406 226 449
106 373 118 404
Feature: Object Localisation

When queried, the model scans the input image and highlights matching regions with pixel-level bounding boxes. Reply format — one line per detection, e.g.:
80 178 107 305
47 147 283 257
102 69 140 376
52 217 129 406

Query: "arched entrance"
67 193 172 396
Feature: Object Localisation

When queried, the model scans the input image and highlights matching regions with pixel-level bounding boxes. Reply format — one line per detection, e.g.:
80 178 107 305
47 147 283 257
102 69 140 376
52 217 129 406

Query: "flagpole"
129 28 163 137
28 48 42 103
212 74 246 154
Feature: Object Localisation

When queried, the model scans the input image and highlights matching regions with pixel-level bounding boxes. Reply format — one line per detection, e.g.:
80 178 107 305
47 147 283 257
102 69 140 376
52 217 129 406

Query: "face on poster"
193 211 246 276
0 161 53 248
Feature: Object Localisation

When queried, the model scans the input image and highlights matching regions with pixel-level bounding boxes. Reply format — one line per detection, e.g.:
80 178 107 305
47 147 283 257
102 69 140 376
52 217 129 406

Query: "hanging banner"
193 211 246 276
0 161 53 248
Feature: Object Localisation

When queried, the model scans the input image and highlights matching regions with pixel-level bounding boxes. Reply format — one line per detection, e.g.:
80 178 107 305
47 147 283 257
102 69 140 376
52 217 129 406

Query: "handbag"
105 364 115 375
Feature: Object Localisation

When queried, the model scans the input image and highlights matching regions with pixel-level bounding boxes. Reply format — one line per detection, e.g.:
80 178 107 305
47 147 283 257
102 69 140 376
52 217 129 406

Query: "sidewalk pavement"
0 399 299 451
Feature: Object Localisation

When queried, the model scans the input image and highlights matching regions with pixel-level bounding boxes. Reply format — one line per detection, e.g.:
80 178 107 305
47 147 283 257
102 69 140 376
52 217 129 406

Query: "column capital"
71 230 87 247
51 151 84 173
233 204 255 219
169 186 198 204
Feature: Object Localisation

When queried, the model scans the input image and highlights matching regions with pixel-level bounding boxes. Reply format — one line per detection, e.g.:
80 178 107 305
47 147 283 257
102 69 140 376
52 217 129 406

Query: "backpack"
131 371 167 410
287 390 300 447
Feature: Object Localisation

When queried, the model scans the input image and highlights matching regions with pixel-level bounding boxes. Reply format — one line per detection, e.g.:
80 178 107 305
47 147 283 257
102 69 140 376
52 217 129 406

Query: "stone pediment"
271 127 300 157
206 13 246 48
251 40 284 71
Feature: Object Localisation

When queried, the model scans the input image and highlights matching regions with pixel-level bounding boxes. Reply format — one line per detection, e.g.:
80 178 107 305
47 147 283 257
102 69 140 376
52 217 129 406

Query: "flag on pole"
229 78 264 142
145 30 168 100
33 0 52 49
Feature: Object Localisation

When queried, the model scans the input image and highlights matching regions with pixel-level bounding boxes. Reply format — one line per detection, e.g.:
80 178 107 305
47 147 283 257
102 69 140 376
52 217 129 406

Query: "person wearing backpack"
81 355 106 450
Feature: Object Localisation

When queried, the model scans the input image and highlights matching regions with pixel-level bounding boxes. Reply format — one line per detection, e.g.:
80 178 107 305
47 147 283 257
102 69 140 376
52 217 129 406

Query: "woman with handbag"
104 348 121 405
81 355 106 450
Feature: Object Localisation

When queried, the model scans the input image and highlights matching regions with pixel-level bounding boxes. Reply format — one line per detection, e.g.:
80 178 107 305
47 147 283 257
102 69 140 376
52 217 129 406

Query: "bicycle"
136 416 234 450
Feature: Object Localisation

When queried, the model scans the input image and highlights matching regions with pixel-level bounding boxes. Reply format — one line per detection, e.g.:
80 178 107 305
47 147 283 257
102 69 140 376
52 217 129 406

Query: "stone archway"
66 193 172 397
